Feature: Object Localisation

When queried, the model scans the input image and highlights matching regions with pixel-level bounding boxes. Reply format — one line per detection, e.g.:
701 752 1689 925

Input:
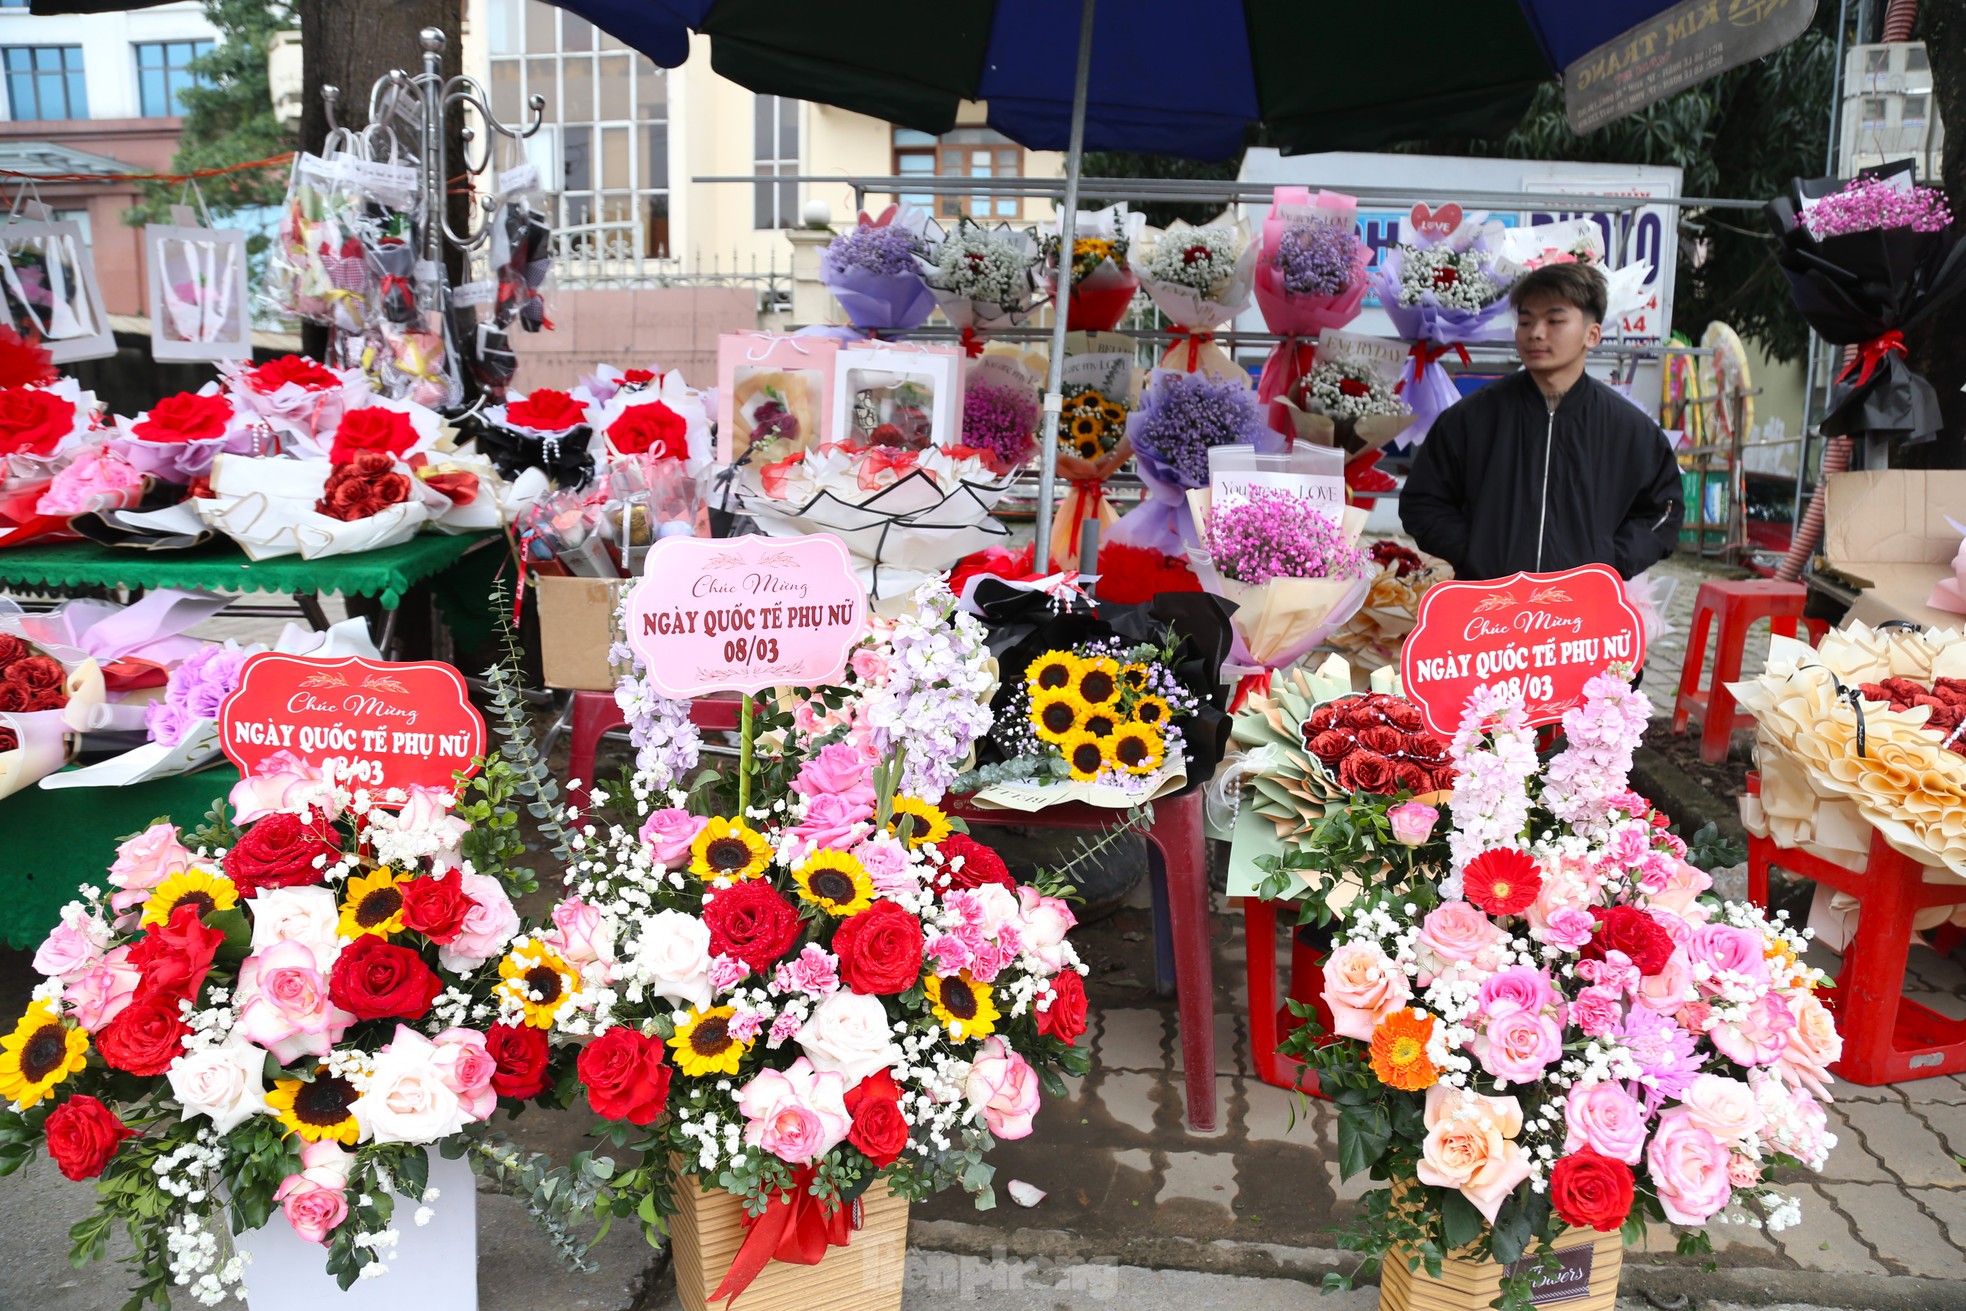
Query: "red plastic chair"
1673 580 1826 765
1240 896 1335 1096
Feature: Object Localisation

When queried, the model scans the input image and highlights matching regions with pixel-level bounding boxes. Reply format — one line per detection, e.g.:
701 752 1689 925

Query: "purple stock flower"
1204 487 1369 586
1276 222 1363 297
1132 371 1264 489
146 644 251 747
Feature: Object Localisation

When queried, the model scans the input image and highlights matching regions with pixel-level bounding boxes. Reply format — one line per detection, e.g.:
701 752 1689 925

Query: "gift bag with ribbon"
146 186 251 363
1253 188 1371 404
0 190 114 364
715 332 839 466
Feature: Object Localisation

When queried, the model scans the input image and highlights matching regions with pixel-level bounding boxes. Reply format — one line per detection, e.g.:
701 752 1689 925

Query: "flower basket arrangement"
1267 673 1842 1311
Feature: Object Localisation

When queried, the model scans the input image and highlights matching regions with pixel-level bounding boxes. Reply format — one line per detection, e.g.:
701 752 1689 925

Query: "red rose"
1356 725 1406 757
133 391 233 445
486 1023 552 1100
622 368 657 385
1393 760 1433 793
1336 750 1398 794
43 1095 134 1181
224 813 339 895
250 354 340 393
0 683 27 713
0 385 76 456
1429 765 1458 794
1403 733 1449 765
0 324 57 387
1306 729 1353 767
0 634 26 666
606 401 689 459
400 873 471 944
1342 706 1385 732
577 1027 671 1124
844 1070 910 1166
95 995 190 1076
1306 706 1342 734
329 936 442 1021
1384 702 1427 734
504 388 588 433
1549 1148 1635 1232
5 655 64 691
329 405 419 463
937 833 1015 892
0 727 15 753
126 905 224 1005
1036 968 1089 1046
832 901 925 996
1582 905 1676 977
702 880 802 974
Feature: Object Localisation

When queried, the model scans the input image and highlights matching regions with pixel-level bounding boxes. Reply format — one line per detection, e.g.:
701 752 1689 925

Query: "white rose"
968 884 1021 937
628 909 713 1011
1683 1072 1765 1145
356 1027 469 1145
166 1035 269 1134
796 990 902 1087
248 886 341 965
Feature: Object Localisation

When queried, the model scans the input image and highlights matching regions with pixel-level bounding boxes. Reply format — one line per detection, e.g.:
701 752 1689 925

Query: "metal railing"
550 221 792 311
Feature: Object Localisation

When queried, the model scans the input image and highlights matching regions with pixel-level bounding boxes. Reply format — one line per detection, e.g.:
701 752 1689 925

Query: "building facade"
0 0 219 317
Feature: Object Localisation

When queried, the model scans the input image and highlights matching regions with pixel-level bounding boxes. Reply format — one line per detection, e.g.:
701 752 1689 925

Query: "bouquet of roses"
0 332 100 547
1274 673 1840 1308
1327 543 1452 674
0 753 575 1304
1134 218 1257 372
918 217 1042 333
110 386 261 484
1369 211 1517 445
219 354 371 458
821 207 937 334
479 386 603 489
1105 369 1265 558
1041 205 1145 333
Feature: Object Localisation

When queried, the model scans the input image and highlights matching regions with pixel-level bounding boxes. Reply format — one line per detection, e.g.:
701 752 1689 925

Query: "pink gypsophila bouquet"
1204 486 1371 587
1802 176 1954 239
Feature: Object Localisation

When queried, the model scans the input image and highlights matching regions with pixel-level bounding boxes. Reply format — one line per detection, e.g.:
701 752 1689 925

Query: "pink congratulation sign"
625 533 867 698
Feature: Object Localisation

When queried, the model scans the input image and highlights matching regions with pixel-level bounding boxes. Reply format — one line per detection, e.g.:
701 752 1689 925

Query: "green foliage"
484 578 575 862
1685 820 1747 873
1078 151 1246 229
453 755 537 894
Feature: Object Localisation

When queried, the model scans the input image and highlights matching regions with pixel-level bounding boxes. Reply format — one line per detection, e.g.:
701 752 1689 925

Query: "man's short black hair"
1509 263 1608 325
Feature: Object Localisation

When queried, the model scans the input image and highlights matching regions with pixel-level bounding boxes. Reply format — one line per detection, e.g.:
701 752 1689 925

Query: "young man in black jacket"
1399 263 1684 582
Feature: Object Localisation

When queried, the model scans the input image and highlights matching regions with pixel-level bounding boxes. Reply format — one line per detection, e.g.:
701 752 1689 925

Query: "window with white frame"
754 94 800 230
484 0 670 258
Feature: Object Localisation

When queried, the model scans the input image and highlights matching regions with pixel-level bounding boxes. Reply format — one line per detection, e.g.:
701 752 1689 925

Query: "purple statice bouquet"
819 212 937 332
961 381 1039 473
1205 487 1371 586
1802 176 1954 239
823 223 924 278
1277 222 1365 297
144 642 252 746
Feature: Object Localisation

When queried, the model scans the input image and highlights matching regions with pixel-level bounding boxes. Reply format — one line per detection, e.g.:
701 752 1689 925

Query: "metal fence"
551 221 790 312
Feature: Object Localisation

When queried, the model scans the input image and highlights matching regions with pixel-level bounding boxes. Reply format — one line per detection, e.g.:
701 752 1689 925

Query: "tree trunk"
297 0 466 362
1907 6 1966 468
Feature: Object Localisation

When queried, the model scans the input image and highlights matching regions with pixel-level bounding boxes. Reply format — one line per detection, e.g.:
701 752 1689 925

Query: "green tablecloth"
0 764 240 950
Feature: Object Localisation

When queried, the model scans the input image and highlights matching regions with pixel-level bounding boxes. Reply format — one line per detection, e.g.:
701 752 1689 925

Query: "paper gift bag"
146 202 251 363
0 203 114 363
832 342 962 450
716 332 839 465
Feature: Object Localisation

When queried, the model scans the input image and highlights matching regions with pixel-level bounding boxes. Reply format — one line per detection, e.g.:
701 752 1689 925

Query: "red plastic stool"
1240 896 1336 1096
565 690 741 816
1745 774 1966 1084
1673 580 1826 765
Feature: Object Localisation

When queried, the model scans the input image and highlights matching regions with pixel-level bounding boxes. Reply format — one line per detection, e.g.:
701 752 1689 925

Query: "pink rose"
1678 1000 1714 1034
1540 907 1597 952
1563 1080 1649 1164
236 940 352 1065
1683 1073 1764 1145
965 1035 1041 1140
1387 801 1439 846
639 807 709 867
436 875 521 972
1475 965 1556 1019
1687 924 1770 989
1777 992 1842 1098
431 1027 499 1121
1568 985 1624 1038
1647 1107 1734 1224
37 446 145 516
1475 1008 1563 1082
736 1058 851 1164
1322 941 1412 1042
794 742 876 805
850 648 890 683
34 911 106 984
1647 907 1694 945
1634 949 1694 1015
228 751 333 824
545 896 615 971
107 822 197 918
1415 1085 1533 1223
787 791 875 852
63 945 141 1030
1649 859 1713 918
1416 901 1504 979
1728 1156 1762 1188
1016 885 1076 975
275 1140 353 1245
1709 992 1794 1068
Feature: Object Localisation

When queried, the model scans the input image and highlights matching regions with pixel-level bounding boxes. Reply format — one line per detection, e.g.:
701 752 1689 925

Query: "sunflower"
1029 688 1084 744
140 868 238 929
1025 650 1078 695
1129 693 1172 729
1108 723 1165 776
672 1004 750 1077
1068 412 1102 442
1059 729 1108 783
1098 400 1126 425
1080 706 1120 738
925 971 1000 1040
267 1070 363 1144
337 867 409 938
689 817 774 882
1369 1009 1439 1092
1072 656 1121 707
496 944 580 1029
1119 663 1150 692
793 850 876 917
887 796 952 848
0 1001 88 1109
1074 437 1103 460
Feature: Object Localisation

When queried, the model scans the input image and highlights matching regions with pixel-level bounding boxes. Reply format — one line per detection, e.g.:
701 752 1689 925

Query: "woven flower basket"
668 1175 910 1311
1378 1224 1623 1311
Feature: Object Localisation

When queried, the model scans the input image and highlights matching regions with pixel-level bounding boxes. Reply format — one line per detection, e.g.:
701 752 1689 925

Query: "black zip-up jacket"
1399 370 1684 582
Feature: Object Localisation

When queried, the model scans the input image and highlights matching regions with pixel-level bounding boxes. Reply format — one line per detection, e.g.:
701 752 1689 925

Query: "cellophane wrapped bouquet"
1133 217 1257 371
1041 205 1145 333
531 581 1089 1302
1274 673 1841 1307
1253 188 1372 403
918 218 1042 334
821 207 937 334
0 751 579 1304
1105 369 1265 558
0 325 102 547
1370 211 1518 444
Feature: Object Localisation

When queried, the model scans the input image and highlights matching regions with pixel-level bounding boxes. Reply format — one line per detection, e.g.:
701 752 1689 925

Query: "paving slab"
1832 1182 1966 1280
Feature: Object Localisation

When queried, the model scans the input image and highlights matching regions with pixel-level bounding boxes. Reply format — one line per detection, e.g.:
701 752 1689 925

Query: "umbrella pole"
1033 0 1097 572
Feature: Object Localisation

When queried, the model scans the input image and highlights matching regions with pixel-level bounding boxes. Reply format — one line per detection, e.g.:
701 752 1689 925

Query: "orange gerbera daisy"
1369 1009 1439 1092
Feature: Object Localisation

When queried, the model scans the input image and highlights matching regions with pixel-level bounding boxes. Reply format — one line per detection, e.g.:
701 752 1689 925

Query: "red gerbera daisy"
1462 847 1542 917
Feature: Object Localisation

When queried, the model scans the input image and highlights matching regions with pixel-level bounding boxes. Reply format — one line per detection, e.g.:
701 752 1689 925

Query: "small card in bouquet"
832 343 962 450
146 208 251 363
0 205 114 363
716 332 838 465
1207 443 1346 522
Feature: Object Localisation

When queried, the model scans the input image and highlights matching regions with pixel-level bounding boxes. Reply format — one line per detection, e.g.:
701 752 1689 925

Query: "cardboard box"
1824 470 1966 630
532 574 623 691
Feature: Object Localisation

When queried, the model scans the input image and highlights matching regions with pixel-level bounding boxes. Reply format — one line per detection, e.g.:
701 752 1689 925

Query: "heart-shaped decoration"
1410 203 1464 239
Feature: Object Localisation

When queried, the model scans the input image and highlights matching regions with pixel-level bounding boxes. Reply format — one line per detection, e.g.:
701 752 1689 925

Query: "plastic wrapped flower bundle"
984 635 1200 796
960 381 1039 474
1302 357 1411 425
0 756 571 1302
820 207 936 333
1269 674 1841 1305
918 217 1041 332
0 328 105 548
1134 219 1257 367
1800 175 1954 239
1253 189 1372 404
1105 369 1265 558
217 354 371 458
1041 204 1144 333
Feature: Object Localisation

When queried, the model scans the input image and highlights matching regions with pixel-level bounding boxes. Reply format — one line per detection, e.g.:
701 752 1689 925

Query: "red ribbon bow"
958 325 985 359
1838 330 1907 387
1167 328 1215 374
707 1167 861 1306
378 274 414 303
857 445 919 491
1393 340 1470 395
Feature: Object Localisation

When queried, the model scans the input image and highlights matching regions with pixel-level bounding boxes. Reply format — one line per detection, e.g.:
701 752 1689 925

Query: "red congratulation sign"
1400 564 1646 739
625 532 867 699
220 654 487 797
